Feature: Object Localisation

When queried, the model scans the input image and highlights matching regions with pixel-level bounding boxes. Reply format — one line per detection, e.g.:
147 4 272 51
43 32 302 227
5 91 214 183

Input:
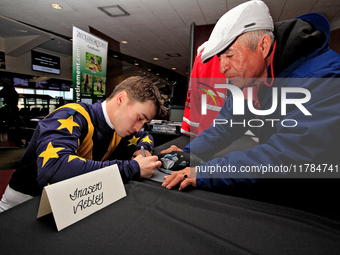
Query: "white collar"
101 101 114 130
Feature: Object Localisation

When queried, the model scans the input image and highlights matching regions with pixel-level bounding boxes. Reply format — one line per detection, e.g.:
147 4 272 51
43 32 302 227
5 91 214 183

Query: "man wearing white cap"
162 0 340 197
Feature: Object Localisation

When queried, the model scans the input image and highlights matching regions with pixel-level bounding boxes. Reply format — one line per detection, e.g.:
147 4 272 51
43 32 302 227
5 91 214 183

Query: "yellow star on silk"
68 155 86 163
142 135 153 144
39 142 65 167
128 135 140 146
57 115 80 134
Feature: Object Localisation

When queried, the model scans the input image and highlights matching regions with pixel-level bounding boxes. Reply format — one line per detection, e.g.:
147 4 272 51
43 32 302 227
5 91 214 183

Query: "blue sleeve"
35 108 140 187
183 143 190 153
190 96 249 161
133 131 155 153
196 76 340 193
182 96 249 156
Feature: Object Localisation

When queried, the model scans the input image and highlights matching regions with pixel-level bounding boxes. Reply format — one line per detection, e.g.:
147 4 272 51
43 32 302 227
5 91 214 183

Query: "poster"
72 26 108 103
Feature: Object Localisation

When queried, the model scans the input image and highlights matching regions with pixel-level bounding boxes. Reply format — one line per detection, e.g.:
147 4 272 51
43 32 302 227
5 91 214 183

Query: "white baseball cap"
201 0 274 63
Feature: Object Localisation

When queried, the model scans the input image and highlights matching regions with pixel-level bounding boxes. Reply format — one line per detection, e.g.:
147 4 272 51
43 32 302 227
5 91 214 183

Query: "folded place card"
37 164 126 231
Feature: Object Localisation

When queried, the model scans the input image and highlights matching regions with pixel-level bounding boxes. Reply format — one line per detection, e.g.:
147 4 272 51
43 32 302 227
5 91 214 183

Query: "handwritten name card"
37 164 126 231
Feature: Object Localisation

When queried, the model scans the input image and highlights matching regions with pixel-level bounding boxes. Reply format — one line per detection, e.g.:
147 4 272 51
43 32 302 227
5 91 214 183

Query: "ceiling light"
113 55 118 58
134 63 139 66
121 41 128 44
166 53 181 57
172 68 176 70
98 5 129 18
153 58 158 61
51 4 63 9
19 29 27 33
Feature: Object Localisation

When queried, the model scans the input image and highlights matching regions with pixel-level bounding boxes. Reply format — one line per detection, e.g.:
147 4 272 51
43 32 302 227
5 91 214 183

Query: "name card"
37 164 126 231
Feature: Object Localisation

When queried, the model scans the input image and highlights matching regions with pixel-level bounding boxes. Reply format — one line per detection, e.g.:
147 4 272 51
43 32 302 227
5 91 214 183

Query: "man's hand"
133 155 161 179
132 149 152 159
162 167 196 190
160 145 183 154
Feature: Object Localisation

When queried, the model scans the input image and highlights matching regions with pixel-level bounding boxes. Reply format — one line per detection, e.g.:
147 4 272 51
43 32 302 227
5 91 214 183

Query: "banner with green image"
72 26 108 103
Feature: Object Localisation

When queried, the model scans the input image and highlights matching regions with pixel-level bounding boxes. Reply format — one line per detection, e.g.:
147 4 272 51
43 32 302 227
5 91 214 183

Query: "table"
2 135 340 254
1 179 340 254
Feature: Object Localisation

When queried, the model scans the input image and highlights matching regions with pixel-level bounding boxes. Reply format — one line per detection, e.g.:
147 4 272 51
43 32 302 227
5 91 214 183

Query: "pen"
141 146 146 157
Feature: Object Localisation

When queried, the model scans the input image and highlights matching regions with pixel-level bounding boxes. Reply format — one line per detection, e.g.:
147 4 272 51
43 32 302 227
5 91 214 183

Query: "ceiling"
0 0 340 78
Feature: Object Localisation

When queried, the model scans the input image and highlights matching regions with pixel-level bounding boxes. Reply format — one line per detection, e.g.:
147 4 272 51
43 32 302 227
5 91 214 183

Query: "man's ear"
259 34 272 59
116 91 128 106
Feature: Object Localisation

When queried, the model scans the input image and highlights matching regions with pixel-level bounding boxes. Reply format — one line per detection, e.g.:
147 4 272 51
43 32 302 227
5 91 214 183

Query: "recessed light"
172 68 176 70
121 41 128 44
134 63 139 66
113 55 118 58
51 4 63 9
98 5 130 18
153 58 158 61
148 69 151 71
